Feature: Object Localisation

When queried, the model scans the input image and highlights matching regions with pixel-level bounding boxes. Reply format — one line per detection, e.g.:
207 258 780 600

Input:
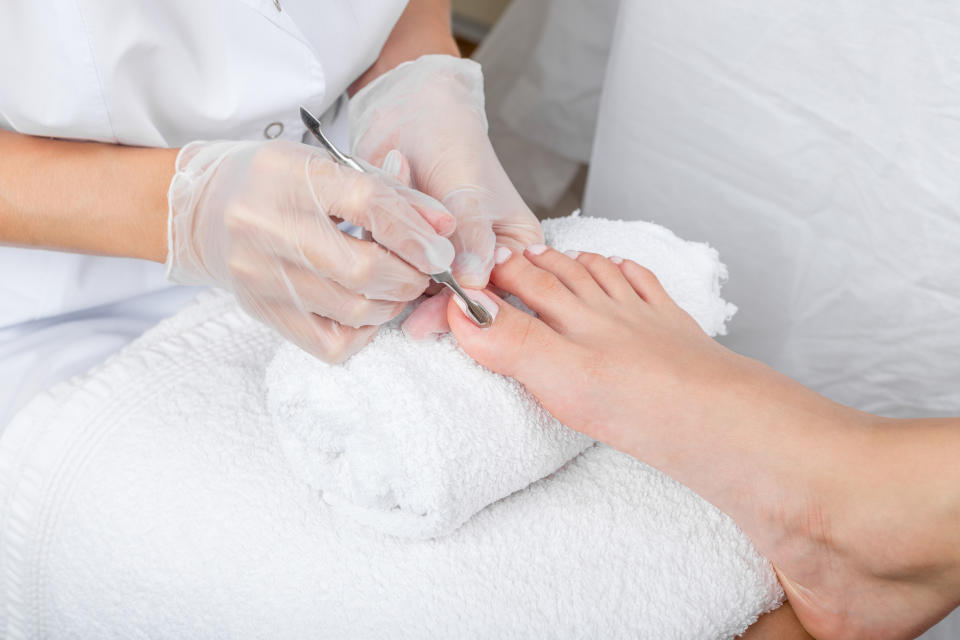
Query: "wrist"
157 150 179 263
350 43 459 97
349 2 459 96
657 350 870 556
125 145 179 263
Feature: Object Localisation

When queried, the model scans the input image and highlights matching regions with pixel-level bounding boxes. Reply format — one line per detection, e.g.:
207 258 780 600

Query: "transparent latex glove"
351 55 543 338
166 139 456 363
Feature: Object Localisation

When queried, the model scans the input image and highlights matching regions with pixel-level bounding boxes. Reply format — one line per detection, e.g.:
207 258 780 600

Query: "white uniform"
0 0 408 426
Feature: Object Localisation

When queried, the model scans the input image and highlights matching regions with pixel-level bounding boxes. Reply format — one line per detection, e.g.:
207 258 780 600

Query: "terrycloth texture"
266 213 737 538
0 270 779 639
267 330 592 539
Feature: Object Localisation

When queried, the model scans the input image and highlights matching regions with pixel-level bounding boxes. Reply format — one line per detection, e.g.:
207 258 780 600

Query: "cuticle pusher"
299 106 492 328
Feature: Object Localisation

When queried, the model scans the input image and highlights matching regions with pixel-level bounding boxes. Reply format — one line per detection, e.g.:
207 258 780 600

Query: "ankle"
691 355 869 564
842 419 960 586
782 417 960 638
643 353 960 639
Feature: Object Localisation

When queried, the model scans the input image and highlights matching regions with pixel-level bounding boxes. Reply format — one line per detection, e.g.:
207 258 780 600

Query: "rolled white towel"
265 213 737 539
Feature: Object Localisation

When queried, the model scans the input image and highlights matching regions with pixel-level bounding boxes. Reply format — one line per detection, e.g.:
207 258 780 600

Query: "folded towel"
266 213 737 539
0 294 780 640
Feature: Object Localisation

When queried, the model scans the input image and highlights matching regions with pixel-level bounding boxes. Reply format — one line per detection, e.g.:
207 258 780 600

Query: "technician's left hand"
350 54 543 337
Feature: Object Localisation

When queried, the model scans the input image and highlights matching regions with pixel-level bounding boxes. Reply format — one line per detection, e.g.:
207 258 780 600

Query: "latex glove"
166 139 455 362
350 54 544 294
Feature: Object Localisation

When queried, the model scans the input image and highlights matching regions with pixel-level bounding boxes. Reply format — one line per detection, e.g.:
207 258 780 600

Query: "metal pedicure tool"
299 107 492 328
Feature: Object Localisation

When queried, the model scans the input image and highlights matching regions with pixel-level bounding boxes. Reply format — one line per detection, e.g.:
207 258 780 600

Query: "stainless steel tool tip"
431 271 493 328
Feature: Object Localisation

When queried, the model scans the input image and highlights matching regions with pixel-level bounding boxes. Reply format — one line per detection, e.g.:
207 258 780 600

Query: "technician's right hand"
165 139 456 363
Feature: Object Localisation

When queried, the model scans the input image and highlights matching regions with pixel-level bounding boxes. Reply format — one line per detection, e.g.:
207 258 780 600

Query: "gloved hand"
166 139 455 362
350 55 543 337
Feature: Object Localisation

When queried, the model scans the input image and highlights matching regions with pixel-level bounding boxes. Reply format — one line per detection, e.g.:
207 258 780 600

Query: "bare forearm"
0 129 176 262
349 0 459 96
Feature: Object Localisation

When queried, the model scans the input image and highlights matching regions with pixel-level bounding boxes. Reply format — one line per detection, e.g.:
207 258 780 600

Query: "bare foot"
447 243 759 459
446 244 960 640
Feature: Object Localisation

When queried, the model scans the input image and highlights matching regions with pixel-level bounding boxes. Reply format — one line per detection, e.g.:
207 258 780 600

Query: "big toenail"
494 246 512 264
456 289 499 324
526 243 548 256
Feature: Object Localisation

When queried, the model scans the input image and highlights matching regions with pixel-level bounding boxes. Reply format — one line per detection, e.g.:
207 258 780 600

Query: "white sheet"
584 0 960 419
475 0 619 209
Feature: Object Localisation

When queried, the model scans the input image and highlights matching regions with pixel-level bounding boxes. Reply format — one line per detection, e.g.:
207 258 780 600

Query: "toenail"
564 250 581 260
494 246 512 265
526 243 549 256
455 289 499 325
609 255 624 265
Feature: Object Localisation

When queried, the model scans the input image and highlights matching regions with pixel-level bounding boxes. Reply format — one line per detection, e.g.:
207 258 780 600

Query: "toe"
521 245 608 302
401 291 453 341
574 252 638 301
446 289 563 381
487 247 582 329
619 259 670 305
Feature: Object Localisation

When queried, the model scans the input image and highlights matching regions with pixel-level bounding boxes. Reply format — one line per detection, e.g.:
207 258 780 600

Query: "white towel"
266 213 737 539
0 216 779 639
0 295 780 640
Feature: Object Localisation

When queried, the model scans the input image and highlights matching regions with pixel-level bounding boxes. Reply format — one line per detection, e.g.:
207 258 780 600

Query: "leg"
447 245 960 640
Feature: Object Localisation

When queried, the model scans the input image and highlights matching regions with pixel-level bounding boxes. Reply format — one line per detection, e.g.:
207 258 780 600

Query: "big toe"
402 291 452 341
446 289 560 381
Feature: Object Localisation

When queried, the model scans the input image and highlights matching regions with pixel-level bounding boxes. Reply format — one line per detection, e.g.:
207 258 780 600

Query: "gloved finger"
221 222 430 304
438 189 498 288
401 289 453 341
398 187 457 238
292 225 432 302
298 278 408 328
270 306 380 364
492 216 545 251
272 264 409 328
361 152 456 238
446 215 497 289
308 157 455 275
442 189 544 287
322 154 455 243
